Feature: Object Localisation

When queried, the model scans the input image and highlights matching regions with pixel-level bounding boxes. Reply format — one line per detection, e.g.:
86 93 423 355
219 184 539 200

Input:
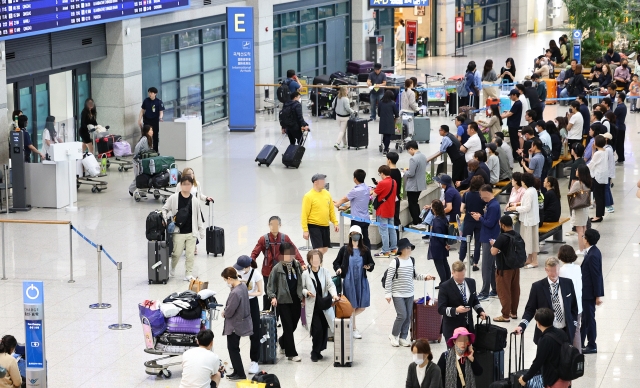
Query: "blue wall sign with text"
370 0 429 6
227 7 256 132
23 281 47 387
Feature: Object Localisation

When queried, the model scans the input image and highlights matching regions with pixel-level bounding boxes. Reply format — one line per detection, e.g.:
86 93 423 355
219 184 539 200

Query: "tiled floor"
1 30 638 387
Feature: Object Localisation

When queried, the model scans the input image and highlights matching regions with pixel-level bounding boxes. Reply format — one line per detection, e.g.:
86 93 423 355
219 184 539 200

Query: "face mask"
623 64 628 68
413 354 425 364
352 234 361 241
226 282 232 289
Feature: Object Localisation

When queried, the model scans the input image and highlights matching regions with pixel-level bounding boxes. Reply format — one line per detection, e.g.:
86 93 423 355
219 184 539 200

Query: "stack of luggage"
136 155 178 191
473 317 508 387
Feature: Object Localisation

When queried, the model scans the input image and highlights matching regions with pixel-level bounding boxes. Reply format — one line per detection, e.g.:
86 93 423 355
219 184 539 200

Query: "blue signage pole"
573 29 582 64
226 7 256 132
23 281 46 388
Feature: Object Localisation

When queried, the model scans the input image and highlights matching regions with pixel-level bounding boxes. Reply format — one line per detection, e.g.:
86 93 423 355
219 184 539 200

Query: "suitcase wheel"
258 163 261 166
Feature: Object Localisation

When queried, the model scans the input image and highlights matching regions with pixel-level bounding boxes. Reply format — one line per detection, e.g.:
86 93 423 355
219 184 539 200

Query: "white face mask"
413 354 425 364
226 281 232 289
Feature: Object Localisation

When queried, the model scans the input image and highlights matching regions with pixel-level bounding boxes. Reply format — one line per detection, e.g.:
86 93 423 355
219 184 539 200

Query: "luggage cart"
131 159 178 203
77 153 108 193
111 156 134 172
426 86 447 116
379 116 410 153
142 298 223 379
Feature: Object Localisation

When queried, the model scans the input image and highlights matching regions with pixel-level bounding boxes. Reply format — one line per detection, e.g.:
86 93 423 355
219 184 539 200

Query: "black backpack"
276 80 292 103
541 144 553 171
381 257 416 288
252 372 281 388
146 210 165 241
500 232 527 269
550 333 585 381
279 103 297 128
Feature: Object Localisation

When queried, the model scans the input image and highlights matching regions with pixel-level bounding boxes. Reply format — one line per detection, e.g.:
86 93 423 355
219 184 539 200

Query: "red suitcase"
486 97 500 109
410 280 442 342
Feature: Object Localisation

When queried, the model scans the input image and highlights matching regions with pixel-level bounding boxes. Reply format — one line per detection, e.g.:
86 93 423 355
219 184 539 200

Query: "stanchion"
300 239 311 251
90 244 111 309
68 224 75 283
109 262 132 330
1 222 6 280
339 214 345 247
466 234 472 278
315 91 319 122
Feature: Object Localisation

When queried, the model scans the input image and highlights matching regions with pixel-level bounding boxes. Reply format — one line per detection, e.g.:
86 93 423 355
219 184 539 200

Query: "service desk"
25 162 77 208
158 116 203 161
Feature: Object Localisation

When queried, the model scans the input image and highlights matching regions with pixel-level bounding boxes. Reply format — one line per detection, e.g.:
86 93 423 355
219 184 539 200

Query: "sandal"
510 314 518 319
524 264 538 269
493 316 510 322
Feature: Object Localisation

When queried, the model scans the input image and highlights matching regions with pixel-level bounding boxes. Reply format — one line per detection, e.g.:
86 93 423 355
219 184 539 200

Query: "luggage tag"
169 163 179 185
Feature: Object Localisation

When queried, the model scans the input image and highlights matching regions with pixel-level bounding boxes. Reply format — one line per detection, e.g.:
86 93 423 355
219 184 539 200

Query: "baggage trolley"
426 86 447 116
131 159 178 203
379 117 410 154
141 298 223 379
90 125 134 172
77 153 108 193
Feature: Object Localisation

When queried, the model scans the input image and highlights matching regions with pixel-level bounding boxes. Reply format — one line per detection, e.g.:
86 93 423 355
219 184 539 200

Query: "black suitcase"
151 171 170 189
330 71 348 80
347 116 368 150
332 78 357 86
357 73 370 83
313 74 331 85
282 132 307 168
448 92 458 116
475 349 504 388
490 333 532 388
256 135 286 167
258 310 278 364
148 241 170 284
475 316 508 352
205 201 225 256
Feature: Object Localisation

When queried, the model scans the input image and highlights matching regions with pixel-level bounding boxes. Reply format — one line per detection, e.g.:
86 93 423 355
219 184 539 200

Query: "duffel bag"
474 316 508 351
142 156 175 175
136 173 153 189
113 140 132 157
152 171 171 189
82 153 101 177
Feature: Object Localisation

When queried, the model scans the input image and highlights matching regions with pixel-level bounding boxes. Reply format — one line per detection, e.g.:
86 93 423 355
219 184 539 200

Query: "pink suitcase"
166 316 202 334
410 281 442 342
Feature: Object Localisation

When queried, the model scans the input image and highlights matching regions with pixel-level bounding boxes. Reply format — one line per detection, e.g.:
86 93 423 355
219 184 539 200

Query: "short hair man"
139 86 165 151
404 141 428 228
285 69 301 93
372 165 397 257
438 125 466 182
501 89 523 161
334 169 371 248
367 63 387 122
301 174 338 255
180 329 222 388
580 229 604 354
280 91 309 146
490 215 523 321
472 185 501 301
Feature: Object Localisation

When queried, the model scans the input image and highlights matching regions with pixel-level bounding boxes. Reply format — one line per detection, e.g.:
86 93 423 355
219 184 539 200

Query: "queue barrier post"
3 165 9 214
466 234 472 278
339 213 345 247
1 222 6 280
108 261 132 331
89 244 111 310
68 224 75 283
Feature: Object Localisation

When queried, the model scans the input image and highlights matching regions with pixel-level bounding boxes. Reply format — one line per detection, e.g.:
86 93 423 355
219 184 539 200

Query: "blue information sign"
572 29 582 64
23 281 46 387
226 7 256 132
370 0 429 6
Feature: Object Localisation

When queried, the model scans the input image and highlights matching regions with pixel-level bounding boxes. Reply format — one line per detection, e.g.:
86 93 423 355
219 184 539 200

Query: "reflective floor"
1 31 639 387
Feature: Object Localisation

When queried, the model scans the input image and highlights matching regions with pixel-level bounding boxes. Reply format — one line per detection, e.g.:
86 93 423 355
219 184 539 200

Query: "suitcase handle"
206 199 214 226
476 315 492 326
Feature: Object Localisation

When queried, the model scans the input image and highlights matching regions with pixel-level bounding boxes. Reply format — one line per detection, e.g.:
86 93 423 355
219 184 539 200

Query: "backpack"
381 257 416 288
264 233 286 266
549 333 585 381
146 210 165 241
500 232 527 269
276 80 292 103
541 144 553 171
456 79 469 97
252 372 281 388
279 103 297 128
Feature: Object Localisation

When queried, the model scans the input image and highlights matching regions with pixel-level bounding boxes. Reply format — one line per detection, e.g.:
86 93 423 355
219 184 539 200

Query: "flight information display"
0 0 189 40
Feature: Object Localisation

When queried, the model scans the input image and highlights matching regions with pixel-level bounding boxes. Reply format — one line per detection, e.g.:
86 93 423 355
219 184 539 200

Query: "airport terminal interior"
1 30 639 387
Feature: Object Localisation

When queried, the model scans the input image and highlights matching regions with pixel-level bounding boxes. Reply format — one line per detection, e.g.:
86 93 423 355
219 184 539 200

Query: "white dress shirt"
588 149 609 184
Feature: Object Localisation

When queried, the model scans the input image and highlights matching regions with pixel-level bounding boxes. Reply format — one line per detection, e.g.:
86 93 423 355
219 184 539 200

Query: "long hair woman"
333 86 355 150
80 98 98 153
0 335 22 387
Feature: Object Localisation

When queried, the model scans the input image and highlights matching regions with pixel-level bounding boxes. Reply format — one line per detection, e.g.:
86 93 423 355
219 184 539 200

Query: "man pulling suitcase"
279 92 309 145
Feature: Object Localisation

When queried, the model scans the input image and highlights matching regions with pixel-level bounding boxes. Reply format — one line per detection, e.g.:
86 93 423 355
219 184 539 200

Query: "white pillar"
436 0 456 56
351 1 375 61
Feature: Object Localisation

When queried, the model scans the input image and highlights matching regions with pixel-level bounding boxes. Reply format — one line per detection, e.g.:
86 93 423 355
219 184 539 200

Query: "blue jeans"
377 216 397 252
392 296 413 339
560 88 569 98
370 93 383 120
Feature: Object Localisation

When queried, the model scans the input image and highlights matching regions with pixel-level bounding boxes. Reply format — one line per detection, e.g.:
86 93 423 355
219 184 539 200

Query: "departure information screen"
0 0 189 40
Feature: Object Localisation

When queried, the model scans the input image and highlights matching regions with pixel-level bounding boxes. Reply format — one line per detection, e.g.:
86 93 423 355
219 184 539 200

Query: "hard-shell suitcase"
410 281 442 342
334 317 353 367
449 92 458 116
413 116 431 143
313 74 331 85
500 96 512 111
259 310 278 364
282 132 307 168
489 333 535 388
357 73 370 83
347 116 368 150
545 78 557 105
205 201 225 257
459 95 476 122
475 349 505 388
347 60 374 74
166 316 202 334
486 97 500 109
95 134 121 157
256 135 286 167
148 241 170 285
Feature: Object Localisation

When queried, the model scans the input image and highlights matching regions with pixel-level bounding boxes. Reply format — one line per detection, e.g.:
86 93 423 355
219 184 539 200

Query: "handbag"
373 180 395 210
331 275 342 294
567 187 591 210
474 316 508 351
309 269 333 310
333 294 353 318
138 303 167 337
189 277 208 293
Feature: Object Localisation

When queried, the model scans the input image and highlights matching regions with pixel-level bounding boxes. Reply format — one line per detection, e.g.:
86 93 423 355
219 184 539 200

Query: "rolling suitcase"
148 241 170 285
256 135 286 167
166 316 202 334
347 60 374 74
448 92 458 116
413 116 431 143
259 310 278 364
357 73 370 83
95 134 121 157
545 78 557 105
205 201 225 257
313 74 331 85
334 317 353 367
486 97 500 109
475 349 505 388
410 281 442 342
489 333 536 388
157 332 198 347
347 116 368 150
282 132 307 168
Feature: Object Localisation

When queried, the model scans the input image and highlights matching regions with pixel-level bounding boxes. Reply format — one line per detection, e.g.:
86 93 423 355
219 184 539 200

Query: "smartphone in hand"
372 178 378 185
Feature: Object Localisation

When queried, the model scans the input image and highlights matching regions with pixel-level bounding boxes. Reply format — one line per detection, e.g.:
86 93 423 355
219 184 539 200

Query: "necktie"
551 282 564 325
458 283 467 305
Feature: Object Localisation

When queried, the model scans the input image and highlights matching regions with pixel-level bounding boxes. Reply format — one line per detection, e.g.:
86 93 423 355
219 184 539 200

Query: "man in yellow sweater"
301 174 339 254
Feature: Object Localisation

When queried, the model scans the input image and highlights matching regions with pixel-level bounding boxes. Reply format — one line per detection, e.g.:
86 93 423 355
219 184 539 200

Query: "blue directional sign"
573 30 582 64
22 281 46 388
226 7 256 132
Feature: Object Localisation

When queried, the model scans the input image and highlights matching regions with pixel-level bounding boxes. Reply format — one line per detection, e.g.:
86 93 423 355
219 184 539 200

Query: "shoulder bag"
373 180 395 210
309 268 333 310
567 184 591 210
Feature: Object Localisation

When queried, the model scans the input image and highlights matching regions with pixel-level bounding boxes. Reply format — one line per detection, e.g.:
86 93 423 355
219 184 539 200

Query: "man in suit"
581 229 604 354
404 140 428 228
438 260 488 343
514 257 579 344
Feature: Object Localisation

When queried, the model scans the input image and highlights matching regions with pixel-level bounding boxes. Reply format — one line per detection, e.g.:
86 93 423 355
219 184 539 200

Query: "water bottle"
202 310 210 329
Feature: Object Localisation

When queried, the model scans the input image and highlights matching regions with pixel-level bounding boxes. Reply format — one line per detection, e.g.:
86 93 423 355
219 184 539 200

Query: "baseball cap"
349 225 362 235
233 255 253 271
509 89 520 96
311 173 326 183
435 174 452 186
602 132 613 140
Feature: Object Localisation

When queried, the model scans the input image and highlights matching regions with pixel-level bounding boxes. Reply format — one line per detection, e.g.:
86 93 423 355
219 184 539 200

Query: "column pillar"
246 0 274 111
0 41 9 166
91 19 143 143
436 0 455 56
351 1 375 61
511 0 528 35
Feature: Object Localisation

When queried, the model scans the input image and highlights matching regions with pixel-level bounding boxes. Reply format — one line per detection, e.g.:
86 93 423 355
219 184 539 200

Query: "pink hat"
446 327 475 348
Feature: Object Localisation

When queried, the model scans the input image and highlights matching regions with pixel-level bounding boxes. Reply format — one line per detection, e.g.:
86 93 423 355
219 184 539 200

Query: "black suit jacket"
582 246 604 300
438 277 485 342
519 277 578 344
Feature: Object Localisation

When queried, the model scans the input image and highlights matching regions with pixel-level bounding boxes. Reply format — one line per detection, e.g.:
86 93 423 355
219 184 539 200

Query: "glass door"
73 64 91 142
15 76 50 162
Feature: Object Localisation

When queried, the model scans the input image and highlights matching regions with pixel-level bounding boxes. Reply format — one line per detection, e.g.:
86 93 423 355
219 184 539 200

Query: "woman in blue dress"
332 225 375 339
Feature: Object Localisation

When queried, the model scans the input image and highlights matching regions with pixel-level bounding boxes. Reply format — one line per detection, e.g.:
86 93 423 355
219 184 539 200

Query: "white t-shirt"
42 129 59 157
238 268 263 300
416 363 427 384
463 134 482 162
395 25 406 42
519 95 530 127
180 347 220 388
567 113 583 140
559 263 583 314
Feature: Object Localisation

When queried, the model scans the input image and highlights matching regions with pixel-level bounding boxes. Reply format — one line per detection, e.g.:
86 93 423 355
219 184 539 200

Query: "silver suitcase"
334 317 354 367
148 241 170 284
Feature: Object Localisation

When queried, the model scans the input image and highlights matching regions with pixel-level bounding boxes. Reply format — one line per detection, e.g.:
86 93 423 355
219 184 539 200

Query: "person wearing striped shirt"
385 238 436 347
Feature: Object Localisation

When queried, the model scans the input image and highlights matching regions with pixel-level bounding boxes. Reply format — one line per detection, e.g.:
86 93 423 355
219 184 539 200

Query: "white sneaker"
184 275 195 282
288 356 302 362
353 330 362 339
411 224 427 230
248 361 259 374
334 143 340 151
399 337 411 347
565 231 577 236
169 268 175 277
388 334 399 347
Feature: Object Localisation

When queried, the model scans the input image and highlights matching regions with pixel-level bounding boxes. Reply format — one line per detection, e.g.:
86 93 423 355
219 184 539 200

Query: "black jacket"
542 190 561 222
427 216 450 263
378 100 399 135
406 361 443 388
332 245 375 279
437 277 485 342
518 277 578 344
523 326 567 386
550 133 562 160
280 100 308 129
80 108 98 133
568 74 589 97
582 245 604 300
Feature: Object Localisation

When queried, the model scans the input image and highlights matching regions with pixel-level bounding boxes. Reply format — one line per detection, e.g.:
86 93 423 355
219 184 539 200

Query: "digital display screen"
0 0 189 40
